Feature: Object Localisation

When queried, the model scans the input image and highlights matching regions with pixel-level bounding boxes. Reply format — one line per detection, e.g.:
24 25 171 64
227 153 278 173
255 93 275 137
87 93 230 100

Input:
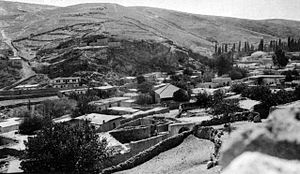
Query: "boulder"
222 152 300 174
220 107 300 168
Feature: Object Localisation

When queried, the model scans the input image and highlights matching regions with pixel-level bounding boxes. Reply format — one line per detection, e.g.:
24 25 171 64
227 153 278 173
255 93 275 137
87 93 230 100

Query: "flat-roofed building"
0 117 22 133
74 113 124 132
51 77 81 89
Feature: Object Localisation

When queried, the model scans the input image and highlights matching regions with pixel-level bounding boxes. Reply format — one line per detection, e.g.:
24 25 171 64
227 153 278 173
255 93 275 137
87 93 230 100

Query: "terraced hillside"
1 1 300 80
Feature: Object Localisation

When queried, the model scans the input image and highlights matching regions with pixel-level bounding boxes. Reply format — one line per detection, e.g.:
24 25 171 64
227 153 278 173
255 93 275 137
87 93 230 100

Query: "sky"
4 0 300 21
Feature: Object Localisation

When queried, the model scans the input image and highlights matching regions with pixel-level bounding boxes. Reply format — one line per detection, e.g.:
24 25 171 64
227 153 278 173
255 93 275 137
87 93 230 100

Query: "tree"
72 94 99 117
39 99 77 118
211 99 243 117
173 89 190 102
241 85 271 101
135 93 154 105
195 92 213 108
137 81 154 93
21 122 111 173
183 68 193 76
136 75 146 84
215 53 232 76
273 49 288 67
258 39 264 51
19 114 52 135
230 83 248 94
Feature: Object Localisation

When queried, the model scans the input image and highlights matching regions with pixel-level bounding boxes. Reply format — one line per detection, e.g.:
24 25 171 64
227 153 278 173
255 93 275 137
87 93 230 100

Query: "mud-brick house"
51 77 81 89
154 83 181 103
74 113 124 132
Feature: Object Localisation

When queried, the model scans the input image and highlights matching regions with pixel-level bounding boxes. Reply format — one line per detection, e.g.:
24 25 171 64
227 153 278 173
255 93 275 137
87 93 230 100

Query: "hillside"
1 1 300 79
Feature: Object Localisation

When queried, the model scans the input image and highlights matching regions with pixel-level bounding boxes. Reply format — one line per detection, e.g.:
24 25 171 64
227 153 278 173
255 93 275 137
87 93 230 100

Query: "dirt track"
116 135 221 174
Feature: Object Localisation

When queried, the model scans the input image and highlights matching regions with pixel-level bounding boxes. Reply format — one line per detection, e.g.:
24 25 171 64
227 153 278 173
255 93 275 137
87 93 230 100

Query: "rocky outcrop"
222 152 300 174
220 107 300 168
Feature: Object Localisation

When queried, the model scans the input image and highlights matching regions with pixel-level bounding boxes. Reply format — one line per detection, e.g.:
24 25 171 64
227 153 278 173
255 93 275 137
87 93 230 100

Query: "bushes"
241 85 271 101
135 93 154 105
19 114 51 135
211 99 243 117
195 92 213 108
230 83 248 94
173 89 190 102
21 122 111 173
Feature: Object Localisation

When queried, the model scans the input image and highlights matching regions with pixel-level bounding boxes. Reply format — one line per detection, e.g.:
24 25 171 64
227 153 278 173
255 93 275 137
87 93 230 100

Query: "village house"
0 117 22 133
51 77 81 89
212 77 232 86
248 75 285 86
74 113 124 132
9 57 22 68
154 83 181 103
57 87 89 97
89 97 130 111
121 76 137 84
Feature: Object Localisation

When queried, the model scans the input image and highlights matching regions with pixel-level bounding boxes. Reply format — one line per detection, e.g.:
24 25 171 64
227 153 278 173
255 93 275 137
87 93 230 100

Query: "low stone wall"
126 132 169 156
109 126 152 144
199 111 260 126
117 118 155 129
121 107 169 125
102 131 192 174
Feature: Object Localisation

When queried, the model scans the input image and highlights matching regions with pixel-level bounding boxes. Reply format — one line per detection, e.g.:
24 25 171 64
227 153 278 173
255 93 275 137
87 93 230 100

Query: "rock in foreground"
222 152 300 174
220 107 300 168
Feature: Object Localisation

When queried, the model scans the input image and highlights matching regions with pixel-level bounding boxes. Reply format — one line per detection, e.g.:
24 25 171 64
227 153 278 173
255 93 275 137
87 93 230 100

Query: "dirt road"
116 135 221 174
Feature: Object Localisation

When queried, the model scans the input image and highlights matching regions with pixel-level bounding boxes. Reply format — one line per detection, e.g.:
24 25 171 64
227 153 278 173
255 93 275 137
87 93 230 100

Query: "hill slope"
1 1 300 80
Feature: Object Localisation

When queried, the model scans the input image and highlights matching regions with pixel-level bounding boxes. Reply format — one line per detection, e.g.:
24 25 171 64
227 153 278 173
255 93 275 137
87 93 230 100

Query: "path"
0 29 36 90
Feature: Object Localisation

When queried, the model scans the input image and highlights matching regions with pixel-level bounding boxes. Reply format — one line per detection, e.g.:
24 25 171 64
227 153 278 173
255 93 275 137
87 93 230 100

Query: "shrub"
19 114 51 135
241 85 271 101
173 89 190 102
137 81 154 94
21 122 111 173
211 99 243 117
230 83 248 94
195 92 213 108
135 93 154 105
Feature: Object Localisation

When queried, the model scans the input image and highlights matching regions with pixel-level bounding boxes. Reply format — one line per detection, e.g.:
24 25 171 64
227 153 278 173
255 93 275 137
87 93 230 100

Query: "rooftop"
89 97 130 106
155 83 180 99
14 84 40 89
108 107 139 113
249 75 285 79
94 85 116 90
75 113 123 125
52 76 81 80
0 117 21 127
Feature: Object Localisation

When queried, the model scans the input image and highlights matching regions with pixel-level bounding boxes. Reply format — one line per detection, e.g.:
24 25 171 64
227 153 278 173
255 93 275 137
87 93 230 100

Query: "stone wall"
102 131 192 174
109 126 152 144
